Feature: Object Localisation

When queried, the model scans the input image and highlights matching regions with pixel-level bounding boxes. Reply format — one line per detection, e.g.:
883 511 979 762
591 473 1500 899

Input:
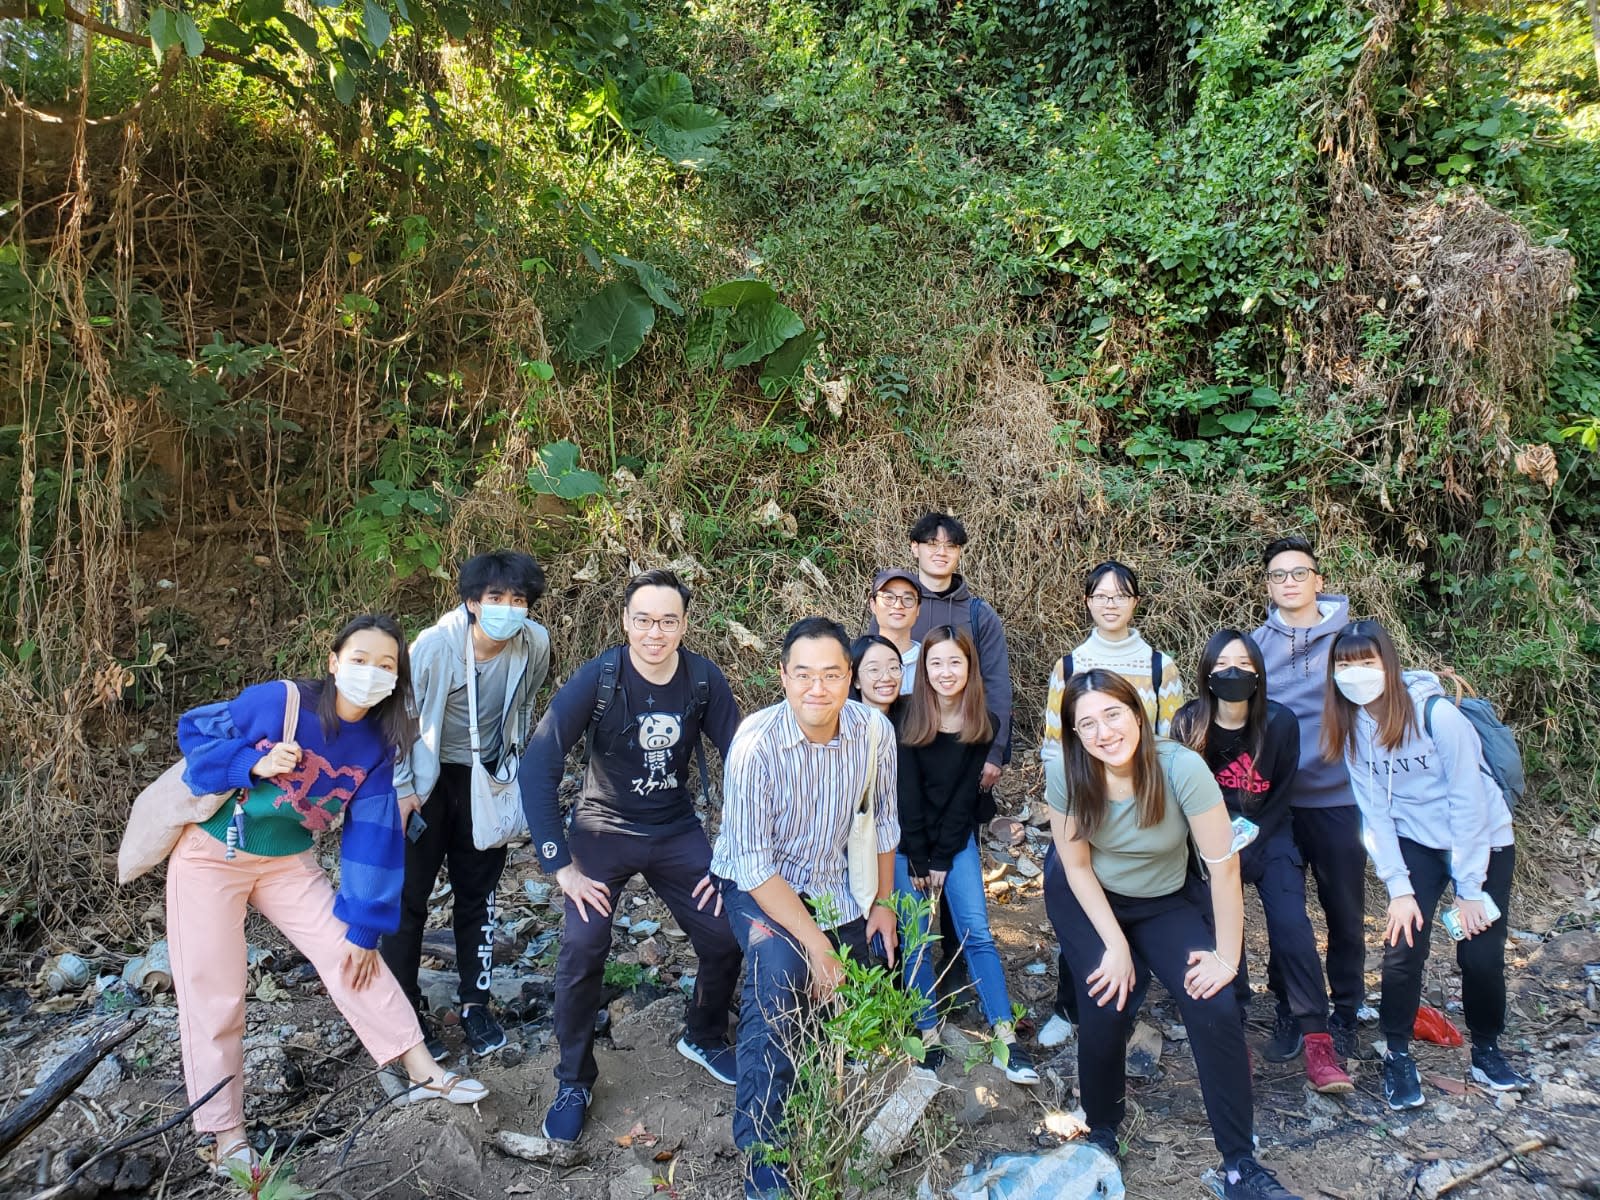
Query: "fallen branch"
0 2 252 67
1426 1135 1557 1198
23 1074 232 1200
0 1017 146 1159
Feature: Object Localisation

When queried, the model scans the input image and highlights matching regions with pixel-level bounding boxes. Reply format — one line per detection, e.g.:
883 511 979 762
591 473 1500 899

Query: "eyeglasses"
1087 592 1134 607
1073 706 1135 738
874 591 919 608
918 540 960 551
629 615 683 633
859 663 903 681
1264 566 1316 584
788 670 850 688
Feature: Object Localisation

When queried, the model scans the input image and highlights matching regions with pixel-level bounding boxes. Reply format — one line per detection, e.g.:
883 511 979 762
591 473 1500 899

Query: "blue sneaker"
677 1034 737 1085
541 1084 590 1142
745 1161 788 1200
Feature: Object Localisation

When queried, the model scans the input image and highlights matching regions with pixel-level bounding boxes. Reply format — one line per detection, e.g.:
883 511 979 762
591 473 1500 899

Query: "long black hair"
300 613 418 757
1171 628 1268 768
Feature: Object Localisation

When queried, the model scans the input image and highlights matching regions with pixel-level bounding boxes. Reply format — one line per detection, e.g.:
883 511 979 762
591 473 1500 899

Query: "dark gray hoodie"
1250 593 1351 810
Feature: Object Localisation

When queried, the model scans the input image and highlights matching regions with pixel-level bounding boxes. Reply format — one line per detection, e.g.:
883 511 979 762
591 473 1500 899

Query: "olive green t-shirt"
1052 738 1224 898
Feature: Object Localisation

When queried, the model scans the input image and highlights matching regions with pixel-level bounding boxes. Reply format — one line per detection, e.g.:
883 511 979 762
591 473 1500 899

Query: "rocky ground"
4 800 1600 1200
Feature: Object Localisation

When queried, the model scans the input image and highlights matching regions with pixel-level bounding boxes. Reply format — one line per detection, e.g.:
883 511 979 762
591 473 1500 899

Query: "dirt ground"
4 803 1600 1200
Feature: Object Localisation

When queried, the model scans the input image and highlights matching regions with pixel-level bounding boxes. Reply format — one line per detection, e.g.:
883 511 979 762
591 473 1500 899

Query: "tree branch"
0 2 254 68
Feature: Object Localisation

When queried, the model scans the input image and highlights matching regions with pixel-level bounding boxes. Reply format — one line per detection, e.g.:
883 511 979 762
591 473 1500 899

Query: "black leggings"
1381 839 1514 1048
1045 867 1254 1169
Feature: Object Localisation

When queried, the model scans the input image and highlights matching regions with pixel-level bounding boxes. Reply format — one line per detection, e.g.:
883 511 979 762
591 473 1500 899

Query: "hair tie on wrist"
1198 848 1236 865
1211 950 1237 975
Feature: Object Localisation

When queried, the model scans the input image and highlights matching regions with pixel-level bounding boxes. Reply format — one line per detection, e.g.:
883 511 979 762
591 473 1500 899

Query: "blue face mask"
477 603 527 642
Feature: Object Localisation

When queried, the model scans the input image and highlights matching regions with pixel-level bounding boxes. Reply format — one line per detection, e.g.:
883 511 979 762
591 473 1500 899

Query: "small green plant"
226 1149 311 1200
603 960 650 989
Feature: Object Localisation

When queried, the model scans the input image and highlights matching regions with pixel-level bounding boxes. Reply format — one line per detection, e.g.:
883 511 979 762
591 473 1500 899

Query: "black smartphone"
405 811 427 843
870 932 887 960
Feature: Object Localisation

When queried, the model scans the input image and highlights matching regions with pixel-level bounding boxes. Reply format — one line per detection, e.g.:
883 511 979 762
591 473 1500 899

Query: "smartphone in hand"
405 811 428 843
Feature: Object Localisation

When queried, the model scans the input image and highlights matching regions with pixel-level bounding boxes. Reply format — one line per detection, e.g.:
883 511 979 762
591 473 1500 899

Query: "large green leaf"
700 279 777 308
612 253 683 316
724 301 804 369
174 11 204 56
566 281 656 371
527 441 606 501
644 103 729 169
759 329 820 398
683 309 727 370
276 12 321 56
147 7 177 60
362 0 391 47
629 70 693 122
568 79 623 134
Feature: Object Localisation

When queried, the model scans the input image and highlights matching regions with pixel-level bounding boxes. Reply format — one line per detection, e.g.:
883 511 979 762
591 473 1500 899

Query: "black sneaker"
994 1041 1039 1084
418 1008 449 1063
915 1042 946 1073
1469 1043 1532 1092
541 1084 590 1142
1328 1011 1374 1061
1261 1010 1302 1063
462 1004 507 1056
1087 1126 1121 1160
1221 1158 1303 1200
1381 1050 1425 1110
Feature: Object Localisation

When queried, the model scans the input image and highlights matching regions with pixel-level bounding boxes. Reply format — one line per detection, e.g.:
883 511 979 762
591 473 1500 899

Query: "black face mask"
1208 667 1259 703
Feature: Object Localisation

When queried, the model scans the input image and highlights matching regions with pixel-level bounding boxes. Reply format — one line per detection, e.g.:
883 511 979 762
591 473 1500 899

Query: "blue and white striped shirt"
711 698 900 928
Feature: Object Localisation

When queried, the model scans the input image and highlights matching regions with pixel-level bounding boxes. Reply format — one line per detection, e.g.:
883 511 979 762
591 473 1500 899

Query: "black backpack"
583 645 714 804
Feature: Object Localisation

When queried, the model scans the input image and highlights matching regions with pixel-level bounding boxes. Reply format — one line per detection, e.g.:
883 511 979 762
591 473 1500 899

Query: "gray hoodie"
1251 594 1351 809
395 605 551 801
1347 671 1514 902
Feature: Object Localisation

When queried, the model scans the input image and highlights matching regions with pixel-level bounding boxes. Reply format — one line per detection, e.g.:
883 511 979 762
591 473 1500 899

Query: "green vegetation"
1 0 1597 930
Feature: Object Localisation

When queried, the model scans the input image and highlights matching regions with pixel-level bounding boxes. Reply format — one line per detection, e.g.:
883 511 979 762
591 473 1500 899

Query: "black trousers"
1045 866 1255 1169
379 763 507 1010
1381 839 1514 1046
555 826 742 1087
1269 805 1366 1021
1236 829 1328 1034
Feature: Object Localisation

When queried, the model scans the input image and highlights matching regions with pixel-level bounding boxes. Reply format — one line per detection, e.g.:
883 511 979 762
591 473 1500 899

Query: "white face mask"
334 662 398 709
1334 664 1386 705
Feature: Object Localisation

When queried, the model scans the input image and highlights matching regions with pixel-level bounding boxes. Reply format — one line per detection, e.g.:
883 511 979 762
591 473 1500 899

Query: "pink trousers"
166 826 422 1132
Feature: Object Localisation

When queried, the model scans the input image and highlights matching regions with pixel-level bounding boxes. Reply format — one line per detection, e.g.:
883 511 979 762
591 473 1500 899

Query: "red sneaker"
1303 1032 1354 1095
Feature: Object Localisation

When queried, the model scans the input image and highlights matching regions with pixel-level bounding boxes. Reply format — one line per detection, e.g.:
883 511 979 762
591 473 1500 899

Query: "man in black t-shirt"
520 569 742 1144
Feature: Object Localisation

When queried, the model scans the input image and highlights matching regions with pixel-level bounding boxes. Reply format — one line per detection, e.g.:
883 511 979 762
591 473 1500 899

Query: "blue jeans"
895 836 1014 1030
714 876 869 1177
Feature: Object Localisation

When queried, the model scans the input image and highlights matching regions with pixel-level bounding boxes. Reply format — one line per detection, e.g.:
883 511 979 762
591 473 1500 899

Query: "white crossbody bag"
466 634 527 850
846 715 883 918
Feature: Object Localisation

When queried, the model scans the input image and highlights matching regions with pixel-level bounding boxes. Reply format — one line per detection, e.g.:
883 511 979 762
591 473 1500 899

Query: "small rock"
863 1068 942 1157
1304 1088 1344 1119
34 1038 124 1099
1542 1081 1600 1107
1126 1022 1162 1079
1531 931 1600 970
1015 855 1041 879
495 1130 589 1167
242 1044 296 1095
637 937 665 967
113 1154 155 1191
662 924 688 942
609 1162 658 1200
952 1064 1025 1126
1433 1100 1461 1123
415 1123 483 1193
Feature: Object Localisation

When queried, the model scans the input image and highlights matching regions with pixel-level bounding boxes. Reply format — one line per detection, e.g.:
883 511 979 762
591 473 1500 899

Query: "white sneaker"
1038 1013 1075 1048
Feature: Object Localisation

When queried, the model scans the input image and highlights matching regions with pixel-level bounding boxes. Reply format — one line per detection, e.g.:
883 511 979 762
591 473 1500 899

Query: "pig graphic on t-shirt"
633 712 683 794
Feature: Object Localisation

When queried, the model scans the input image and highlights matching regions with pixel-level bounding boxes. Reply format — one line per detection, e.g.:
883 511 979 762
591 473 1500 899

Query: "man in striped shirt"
710 617 901 1200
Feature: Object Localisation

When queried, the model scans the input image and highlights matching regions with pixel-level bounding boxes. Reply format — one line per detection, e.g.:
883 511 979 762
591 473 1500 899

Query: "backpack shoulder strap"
968 596 986 648
1062 652 1074 680
281 679 301 743
1424 694 1440 740
685 651 714 806
1151 649 1163 688
582 646 625 764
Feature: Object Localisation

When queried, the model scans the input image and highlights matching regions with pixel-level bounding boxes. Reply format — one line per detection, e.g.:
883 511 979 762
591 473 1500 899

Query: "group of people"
155 518 1528 1200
